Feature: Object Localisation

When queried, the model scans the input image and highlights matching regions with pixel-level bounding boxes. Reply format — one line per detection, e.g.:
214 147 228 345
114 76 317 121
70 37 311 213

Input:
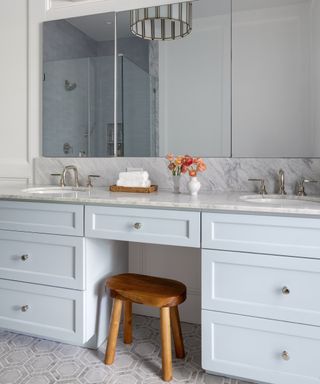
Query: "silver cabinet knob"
282 286 290 295
21 305 29 312
21 254 29 261
281 351 290 361
133 222 142 230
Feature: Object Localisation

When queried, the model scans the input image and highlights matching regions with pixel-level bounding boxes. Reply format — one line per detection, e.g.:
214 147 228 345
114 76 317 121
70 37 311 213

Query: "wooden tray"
109 185 158 193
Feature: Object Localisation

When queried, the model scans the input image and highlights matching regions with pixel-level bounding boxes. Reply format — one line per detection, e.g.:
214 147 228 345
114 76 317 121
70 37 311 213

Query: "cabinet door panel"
86 206 200 247
202 249 320 326
0 201 84 236
202 310 320 384
0 279 84 344
0 230 85 289
202 212 320 258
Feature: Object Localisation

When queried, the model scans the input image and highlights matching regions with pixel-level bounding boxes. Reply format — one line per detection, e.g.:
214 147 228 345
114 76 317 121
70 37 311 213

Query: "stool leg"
104 298 123 365
170 306 185 359
124 301 133 344
160 307 172 381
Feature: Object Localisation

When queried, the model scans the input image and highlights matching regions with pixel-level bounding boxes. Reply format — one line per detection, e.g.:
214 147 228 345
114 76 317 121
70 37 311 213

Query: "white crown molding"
45 0 187 21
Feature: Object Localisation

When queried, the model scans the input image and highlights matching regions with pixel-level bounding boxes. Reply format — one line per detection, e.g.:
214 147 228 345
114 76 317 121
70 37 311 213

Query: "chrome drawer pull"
21 254 29 261
21 305 29 312
282 286 290 295
133 222 142 230
281 350 290 361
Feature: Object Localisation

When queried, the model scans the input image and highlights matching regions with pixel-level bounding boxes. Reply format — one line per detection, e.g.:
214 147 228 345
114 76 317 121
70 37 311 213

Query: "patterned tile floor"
0 315 253 384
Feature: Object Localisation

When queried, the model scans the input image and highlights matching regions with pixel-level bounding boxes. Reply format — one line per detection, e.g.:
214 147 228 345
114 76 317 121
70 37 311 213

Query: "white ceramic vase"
188 176 201 196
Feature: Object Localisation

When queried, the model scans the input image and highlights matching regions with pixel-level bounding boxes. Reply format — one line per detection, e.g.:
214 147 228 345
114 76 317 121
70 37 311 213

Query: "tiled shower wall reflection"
43 20 157 157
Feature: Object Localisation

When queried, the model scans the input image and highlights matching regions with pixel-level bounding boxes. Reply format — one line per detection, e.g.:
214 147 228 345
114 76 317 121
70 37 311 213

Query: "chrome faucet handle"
86 175 100 188
248 179 268 195
297 179 320 196
278 169 287 195
50 173 64 187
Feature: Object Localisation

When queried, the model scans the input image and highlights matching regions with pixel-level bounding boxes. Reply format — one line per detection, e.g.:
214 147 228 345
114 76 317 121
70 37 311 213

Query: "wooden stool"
104 273 187 381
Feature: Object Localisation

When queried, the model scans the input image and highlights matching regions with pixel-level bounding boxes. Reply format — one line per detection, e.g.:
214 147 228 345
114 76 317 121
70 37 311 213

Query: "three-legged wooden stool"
104 273 187 381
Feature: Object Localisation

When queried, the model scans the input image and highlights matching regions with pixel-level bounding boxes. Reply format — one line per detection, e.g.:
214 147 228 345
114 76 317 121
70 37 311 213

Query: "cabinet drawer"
0 230 85 290
202 310 320 384
202 212 320 258
0 279 84 345
0 201 84 236
202 250 320 326
85 206 200 247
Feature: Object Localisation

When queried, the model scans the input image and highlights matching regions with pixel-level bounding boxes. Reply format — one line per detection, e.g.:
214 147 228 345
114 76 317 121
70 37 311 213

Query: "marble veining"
1 184 320 216
35 157 320 195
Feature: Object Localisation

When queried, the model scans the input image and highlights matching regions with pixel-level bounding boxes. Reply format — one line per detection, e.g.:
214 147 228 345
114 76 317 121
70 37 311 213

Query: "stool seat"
107 273 186 308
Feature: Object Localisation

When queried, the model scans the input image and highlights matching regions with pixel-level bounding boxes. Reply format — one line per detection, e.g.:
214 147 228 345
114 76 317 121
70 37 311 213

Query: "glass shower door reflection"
119 55 158 157
43 58 90 157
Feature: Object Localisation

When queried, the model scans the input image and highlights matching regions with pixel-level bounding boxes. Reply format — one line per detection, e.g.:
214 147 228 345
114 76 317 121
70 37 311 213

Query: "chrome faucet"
297 178 320 196
248 178 268 195
61 165 79 187
278 169 287 195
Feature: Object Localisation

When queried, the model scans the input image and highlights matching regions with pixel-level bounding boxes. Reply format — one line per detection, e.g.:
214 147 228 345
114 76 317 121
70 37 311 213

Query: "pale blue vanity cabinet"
85 205 201 247
0 200 200 348
202 212 320 384
0 201 127 348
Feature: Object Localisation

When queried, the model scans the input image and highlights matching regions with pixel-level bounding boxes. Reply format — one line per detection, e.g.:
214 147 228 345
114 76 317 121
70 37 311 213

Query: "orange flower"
189 169 197 177
197 162 207 172
166 153 174 162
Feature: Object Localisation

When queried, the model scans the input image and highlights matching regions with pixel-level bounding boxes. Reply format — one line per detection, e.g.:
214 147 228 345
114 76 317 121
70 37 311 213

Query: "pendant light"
130 2 192 41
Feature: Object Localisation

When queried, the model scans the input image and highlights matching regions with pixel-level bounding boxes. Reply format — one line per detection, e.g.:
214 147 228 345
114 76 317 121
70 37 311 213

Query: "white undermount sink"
240 194 320 205
22 186 89 195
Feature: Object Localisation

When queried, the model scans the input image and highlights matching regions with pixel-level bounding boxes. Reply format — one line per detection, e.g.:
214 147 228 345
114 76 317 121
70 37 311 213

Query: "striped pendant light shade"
130 2 192 41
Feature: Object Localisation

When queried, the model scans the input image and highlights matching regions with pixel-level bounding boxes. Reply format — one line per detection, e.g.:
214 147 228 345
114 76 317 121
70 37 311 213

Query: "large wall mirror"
232 0 320 157
42 0 231 157
42 0 319 158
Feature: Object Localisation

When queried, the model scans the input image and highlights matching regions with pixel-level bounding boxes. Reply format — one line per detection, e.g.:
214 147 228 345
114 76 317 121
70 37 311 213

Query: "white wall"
232 1 314 157
159 15 231 157
129 243 201 324
0 0 31 183
312 0 320 153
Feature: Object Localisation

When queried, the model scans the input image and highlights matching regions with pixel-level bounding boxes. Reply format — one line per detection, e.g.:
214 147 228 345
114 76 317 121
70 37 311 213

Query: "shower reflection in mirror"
42 0 232 158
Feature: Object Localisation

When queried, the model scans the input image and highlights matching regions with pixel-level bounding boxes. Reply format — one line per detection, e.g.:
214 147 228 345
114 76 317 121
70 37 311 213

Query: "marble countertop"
1 184 320 216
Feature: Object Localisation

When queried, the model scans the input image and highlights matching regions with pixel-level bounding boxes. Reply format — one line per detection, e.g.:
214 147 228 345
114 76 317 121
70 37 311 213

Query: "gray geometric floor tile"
0 315 256 384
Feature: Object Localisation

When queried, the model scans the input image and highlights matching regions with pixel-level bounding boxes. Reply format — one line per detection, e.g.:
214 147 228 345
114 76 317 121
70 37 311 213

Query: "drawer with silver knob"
202 310 320 384
202 249 320 326
85 206 200 247
0 230 85 289
0 279 84 344
0 201 83 236
202 212 320 258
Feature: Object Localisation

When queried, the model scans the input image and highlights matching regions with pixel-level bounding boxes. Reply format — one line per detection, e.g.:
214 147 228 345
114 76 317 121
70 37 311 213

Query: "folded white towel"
116 179 151 188
119 171 149 182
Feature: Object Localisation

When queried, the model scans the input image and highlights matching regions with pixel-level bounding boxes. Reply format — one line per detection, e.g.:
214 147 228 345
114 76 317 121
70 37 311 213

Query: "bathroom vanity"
0 187 319 384
1 0 320 383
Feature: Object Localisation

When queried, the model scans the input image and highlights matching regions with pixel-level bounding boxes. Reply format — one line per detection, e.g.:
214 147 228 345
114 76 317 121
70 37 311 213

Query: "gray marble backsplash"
34 157 320 195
